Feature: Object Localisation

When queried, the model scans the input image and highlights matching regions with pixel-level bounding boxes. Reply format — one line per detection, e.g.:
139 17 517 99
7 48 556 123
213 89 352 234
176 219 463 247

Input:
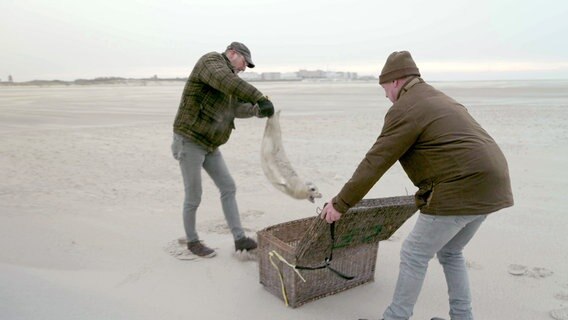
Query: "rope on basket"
267 221 356 306
295 221 355 280
268 250 306 306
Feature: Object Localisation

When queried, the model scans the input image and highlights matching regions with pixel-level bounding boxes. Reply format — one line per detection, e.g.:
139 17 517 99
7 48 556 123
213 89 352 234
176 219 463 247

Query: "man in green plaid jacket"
172 41 274 258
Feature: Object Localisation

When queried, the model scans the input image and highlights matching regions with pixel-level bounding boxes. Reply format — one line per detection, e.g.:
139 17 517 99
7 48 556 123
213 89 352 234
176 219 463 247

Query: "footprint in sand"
241 209 265 218
203 221 231 234
507 264 528 276
527 267 554 278
202 210 264 234
163 239 212 261
555 290 568 301
204 221 256 235
508 265 565 319
466 259 483 270
548 283 568 319
507 264 553 278
550 307 568 320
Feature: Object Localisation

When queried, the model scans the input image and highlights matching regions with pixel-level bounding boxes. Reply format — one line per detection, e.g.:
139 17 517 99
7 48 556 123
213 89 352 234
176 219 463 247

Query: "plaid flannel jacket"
173 52 264 150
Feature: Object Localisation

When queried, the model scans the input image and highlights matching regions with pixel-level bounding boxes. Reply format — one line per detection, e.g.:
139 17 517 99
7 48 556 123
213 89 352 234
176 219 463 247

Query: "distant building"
296 69 357 80
237 69 359 81
357 75 378 81
261 72 281 81
325 71 358 80
240 72 261 81
297 69 326 79
8 75 13 83
281 72 300 80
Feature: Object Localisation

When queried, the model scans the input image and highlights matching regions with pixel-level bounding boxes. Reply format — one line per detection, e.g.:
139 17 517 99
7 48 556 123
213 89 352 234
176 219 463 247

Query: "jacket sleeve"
233 102 259 118
333 106 420 213
198 54 264 103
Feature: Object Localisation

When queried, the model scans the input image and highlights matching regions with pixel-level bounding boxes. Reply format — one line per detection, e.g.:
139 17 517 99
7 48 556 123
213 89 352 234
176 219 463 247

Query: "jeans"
171 133 245 242
383 213 487 320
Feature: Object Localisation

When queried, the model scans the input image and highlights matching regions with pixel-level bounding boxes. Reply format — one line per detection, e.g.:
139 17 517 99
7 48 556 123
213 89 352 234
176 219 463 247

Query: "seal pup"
260 110 322 203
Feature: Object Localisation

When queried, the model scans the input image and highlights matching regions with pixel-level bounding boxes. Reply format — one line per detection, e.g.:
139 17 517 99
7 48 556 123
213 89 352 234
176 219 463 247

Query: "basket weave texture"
257 195 417 308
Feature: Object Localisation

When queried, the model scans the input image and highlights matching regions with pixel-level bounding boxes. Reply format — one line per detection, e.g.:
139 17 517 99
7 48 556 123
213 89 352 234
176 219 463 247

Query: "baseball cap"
227 41 255 68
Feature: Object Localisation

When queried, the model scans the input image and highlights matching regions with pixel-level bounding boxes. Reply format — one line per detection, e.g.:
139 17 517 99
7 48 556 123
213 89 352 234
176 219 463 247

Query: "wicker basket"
257 195 417 308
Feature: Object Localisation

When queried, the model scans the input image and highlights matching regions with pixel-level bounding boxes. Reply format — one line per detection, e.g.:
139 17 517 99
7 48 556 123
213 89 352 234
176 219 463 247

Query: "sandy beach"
1 80 567 320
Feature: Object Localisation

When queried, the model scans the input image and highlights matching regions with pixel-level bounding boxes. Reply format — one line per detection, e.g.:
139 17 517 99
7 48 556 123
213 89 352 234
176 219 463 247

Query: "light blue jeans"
383 213 487 320
171 133 245 242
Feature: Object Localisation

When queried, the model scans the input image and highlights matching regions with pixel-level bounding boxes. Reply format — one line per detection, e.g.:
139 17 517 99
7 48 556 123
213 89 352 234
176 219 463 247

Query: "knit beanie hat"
379 51 420 84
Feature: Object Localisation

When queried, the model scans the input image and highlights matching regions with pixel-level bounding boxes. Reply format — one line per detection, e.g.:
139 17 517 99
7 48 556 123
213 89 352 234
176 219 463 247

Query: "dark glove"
257 97 275 118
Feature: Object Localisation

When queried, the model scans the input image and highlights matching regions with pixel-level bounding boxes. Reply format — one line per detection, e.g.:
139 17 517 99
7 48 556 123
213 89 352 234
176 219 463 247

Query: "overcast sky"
2 0 567 81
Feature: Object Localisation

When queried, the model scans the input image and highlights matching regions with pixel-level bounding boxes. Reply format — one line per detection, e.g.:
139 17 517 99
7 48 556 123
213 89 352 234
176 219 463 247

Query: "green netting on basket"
295 195 417 266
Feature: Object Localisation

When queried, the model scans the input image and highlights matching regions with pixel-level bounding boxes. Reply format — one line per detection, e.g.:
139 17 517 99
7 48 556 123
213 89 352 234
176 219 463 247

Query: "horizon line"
2 76 568 85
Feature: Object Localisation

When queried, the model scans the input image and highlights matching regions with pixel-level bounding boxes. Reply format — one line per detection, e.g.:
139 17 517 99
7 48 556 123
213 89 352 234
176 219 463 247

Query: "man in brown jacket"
320 51 513 320
172 42 274 258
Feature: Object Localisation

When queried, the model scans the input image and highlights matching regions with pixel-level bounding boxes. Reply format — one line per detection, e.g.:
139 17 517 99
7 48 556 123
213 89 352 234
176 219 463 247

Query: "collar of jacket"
397 76 424 100
221 52 237 74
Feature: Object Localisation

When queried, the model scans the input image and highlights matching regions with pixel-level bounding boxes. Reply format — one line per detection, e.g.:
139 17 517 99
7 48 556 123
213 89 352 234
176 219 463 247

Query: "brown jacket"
173 52 265 151
333 77 514 215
